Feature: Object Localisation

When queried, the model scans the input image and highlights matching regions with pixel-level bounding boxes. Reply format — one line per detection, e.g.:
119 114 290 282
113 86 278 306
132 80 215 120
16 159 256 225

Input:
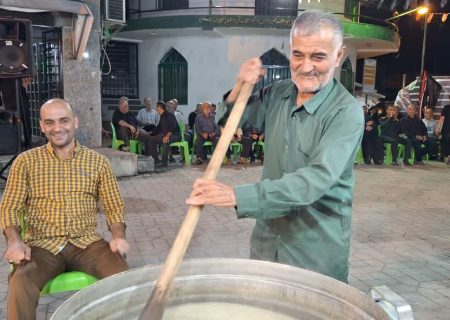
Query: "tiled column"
62 0 102 147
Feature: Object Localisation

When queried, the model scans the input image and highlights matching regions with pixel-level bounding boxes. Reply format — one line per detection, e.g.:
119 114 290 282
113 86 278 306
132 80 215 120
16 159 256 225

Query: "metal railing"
126 2 398 33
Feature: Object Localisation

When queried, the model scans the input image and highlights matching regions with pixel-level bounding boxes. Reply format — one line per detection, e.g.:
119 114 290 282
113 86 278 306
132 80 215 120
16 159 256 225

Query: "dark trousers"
380 136 412 163
241 137 259 160
138 132 180 164
441 133 450 158
142 124 156 132
8 240 128 320
412 138 434 161
195 135 219 160
362 133 383 164
117 126 132 146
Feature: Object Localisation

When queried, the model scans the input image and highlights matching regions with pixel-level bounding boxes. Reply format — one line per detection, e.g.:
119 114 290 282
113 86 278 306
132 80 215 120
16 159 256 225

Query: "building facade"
102 0 400 122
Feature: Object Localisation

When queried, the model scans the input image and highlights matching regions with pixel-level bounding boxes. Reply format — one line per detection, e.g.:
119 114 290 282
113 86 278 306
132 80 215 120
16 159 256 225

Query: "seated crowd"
362 103 450 166
110 96 265 167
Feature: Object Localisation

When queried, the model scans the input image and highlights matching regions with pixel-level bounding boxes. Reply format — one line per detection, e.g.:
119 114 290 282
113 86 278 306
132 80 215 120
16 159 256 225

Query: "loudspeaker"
0 18 34 79
0 111 19 155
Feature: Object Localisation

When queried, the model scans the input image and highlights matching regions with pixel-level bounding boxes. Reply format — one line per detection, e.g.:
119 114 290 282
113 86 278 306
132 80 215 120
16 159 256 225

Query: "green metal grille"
158 48 188 104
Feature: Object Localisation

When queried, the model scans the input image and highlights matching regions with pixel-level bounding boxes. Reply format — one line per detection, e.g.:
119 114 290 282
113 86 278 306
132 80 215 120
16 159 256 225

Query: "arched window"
255 48 291 92
340 57 354 94
158 48 187 104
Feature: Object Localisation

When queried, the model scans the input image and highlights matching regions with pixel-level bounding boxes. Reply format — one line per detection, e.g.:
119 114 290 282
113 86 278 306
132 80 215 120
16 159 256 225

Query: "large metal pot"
51 258 391 320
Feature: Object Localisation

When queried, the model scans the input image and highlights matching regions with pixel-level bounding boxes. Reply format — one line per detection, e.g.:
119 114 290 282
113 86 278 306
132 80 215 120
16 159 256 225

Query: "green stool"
16 213 98 296
41 271 97 295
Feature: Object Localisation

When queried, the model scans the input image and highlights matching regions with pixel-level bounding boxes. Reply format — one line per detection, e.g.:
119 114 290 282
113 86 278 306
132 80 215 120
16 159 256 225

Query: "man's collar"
283 79 335 114
46 141 81 159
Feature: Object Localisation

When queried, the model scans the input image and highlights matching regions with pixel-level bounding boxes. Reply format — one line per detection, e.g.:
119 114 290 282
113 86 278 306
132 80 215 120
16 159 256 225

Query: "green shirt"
233 79 364 282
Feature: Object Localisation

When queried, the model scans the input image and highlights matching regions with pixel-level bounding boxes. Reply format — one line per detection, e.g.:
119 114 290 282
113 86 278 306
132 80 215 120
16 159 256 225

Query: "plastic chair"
230 142 243 157
355 147 364 164
16 212 98 295
110 123 142 154
192 127 214 160
169 122 191 165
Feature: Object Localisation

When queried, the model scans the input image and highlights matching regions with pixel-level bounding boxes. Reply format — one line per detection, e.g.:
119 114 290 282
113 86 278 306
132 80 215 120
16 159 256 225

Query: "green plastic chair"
110 122 142 154
192 127 214 161
230 142 243 157
16 212 98 295
355 147 364 164
170 122 191 165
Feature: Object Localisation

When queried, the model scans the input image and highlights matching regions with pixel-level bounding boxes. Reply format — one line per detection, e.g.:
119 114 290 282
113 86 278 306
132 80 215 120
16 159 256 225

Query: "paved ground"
0 161 449 319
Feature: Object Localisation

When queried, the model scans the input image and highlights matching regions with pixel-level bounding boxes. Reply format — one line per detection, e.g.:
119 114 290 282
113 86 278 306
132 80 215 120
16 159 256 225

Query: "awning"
0 0 90 15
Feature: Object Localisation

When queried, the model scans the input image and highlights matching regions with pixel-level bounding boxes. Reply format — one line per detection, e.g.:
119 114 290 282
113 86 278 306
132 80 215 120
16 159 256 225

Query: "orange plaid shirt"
0 142 124 254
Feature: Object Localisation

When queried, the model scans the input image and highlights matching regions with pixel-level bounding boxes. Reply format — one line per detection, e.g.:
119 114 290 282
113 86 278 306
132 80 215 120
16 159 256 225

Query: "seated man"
187 103 203 150
112 96 138 151
238 126 264 164
135 101 180 167
193 101 220 165
379 105 412 165
0 98 129 320
400 104 434 165
137 97 160 132
362 106 383 165
167 98 184 126
422 107 438 159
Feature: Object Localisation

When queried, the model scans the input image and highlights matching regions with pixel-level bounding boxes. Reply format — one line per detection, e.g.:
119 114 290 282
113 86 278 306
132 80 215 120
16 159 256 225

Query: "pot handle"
370 285 414 320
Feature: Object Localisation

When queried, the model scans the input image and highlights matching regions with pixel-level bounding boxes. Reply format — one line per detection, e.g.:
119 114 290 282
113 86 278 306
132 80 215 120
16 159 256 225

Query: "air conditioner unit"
104 0 126 24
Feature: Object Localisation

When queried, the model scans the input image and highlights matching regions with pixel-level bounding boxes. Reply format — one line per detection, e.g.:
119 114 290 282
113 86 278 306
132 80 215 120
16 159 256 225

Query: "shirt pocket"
70 167 98 195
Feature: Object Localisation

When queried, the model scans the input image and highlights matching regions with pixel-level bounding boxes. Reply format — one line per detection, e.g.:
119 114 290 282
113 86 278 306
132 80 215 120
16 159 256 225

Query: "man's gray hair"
119 96 129 104
290 10 343 47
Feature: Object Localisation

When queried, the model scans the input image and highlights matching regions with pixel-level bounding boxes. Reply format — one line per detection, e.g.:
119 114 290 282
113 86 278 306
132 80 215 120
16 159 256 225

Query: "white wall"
139 31 291 121
138 31 358 122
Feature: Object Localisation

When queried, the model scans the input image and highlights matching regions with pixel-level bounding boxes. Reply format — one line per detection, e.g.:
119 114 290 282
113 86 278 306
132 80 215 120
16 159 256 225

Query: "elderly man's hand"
109 238 130 257
238 58 266 84
186 178 236 207
6 239 31 265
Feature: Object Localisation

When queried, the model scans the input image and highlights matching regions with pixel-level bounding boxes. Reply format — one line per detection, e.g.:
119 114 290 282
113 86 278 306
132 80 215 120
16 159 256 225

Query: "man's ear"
39 120 45 134
335 45 346 67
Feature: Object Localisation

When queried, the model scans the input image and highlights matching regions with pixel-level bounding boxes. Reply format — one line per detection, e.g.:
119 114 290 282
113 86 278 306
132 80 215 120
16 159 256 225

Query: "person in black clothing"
187 103 202 150
379 105 412 165
362 106 383 164
238 125 264 164
400 104 434 165
0 77 33 148
135 101 180 167
111 97 138 150
437 104 450 164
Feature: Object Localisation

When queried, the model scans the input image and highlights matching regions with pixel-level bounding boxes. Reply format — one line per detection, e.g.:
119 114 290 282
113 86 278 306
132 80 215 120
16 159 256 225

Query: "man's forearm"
225 79 244 104
4 225 22 244
110 223 126 240
118 120 133 129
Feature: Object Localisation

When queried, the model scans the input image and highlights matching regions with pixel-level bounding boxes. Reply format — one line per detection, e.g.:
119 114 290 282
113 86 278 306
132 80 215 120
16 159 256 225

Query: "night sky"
360 1 450 99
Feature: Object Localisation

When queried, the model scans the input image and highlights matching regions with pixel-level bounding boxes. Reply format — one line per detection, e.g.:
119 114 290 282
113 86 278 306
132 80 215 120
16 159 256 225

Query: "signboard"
363 59 377 92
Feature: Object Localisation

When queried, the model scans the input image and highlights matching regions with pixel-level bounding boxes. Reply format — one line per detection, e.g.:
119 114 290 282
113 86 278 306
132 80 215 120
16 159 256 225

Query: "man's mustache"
294 72 319 77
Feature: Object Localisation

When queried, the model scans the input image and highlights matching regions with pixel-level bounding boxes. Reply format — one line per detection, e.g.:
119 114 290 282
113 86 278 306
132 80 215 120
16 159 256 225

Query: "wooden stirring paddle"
138 82 255 320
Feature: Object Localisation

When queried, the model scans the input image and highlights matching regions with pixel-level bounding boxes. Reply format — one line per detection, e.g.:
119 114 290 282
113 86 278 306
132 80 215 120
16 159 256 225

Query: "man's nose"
298 59 314 73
